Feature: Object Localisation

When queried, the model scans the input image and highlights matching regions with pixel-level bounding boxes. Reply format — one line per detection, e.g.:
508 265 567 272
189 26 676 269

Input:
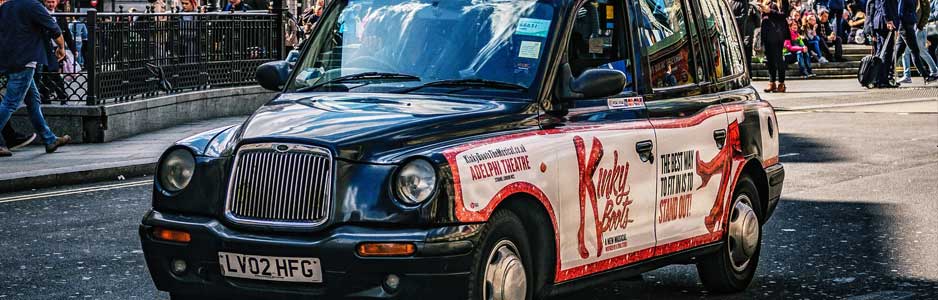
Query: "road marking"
0 180 152 204
776 97 937 111
778 153 801 158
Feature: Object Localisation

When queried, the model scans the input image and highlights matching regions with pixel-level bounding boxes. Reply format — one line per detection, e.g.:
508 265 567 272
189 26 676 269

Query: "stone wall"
10 86 276 143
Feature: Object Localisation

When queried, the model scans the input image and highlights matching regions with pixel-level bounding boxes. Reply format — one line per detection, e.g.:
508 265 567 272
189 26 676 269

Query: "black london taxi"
139 0 785 299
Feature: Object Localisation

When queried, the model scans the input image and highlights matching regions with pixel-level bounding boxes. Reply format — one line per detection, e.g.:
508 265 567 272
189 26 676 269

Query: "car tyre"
696 175 763 293
468 209 534 300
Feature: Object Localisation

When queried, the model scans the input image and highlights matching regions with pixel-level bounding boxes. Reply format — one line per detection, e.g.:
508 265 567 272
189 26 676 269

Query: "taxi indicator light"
357 243 415 257
153 227 191 243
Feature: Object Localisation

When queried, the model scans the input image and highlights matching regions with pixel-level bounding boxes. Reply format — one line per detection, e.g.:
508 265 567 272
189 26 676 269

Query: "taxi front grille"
225 143 332 228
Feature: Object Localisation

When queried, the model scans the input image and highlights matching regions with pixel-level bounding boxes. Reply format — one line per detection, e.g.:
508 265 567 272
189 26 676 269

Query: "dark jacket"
761 0 792 43
223 2 253 11
865 0 877 32
915 0 930 28
928 0 938 22
871 0 899 30
897 0 918 27
828 0 846 11
0 0 63 73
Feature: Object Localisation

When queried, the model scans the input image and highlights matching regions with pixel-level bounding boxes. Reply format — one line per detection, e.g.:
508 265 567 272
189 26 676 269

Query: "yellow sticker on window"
605 5 614 19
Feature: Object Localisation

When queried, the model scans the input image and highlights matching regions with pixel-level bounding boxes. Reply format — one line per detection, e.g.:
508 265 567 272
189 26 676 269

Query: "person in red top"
784 20 817 79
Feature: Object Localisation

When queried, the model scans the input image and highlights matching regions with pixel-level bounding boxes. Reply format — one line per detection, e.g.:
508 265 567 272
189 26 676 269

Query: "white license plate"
218 252 323 283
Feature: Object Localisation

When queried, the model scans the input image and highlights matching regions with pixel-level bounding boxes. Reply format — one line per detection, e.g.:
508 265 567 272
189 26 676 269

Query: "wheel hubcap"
483 240 526 300
728 194 759 272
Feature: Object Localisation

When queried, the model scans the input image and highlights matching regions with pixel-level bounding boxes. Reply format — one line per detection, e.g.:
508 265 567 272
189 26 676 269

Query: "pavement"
0 116 247 193
0 93 935 299
753 79 938 111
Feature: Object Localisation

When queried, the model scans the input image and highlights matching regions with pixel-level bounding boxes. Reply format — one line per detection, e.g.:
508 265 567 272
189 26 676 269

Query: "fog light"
153 227 191 243
171 259 187 275
357 243 415 257
384 274 400 292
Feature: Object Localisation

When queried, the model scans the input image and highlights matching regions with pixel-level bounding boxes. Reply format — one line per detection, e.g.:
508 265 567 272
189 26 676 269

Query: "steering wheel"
346 55 397 72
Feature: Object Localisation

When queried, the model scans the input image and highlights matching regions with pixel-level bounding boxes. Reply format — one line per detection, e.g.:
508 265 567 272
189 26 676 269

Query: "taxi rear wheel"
468 209 534 300
696 175 763 293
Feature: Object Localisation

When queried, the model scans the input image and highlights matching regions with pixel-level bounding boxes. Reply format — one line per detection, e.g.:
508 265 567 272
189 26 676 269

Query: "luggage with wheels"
857 32 892 88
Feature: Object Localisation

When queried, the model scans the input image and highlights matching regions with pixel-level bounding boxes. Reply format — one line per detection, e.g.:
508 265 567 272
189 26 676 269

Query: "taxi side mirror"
255 61 291 91
570 69 627 99
557 63 626 101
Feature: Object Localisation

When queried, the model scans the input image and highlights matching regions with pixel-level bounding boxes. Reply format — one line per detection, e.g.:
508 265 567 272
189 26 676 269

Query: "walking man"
0 0 71 157
871 0 900 87
895 0 938 83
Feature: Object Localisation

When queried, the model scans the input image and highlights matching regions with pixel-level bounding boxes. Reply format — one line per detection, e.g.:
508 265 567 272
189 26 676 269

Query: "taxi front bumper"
139 210 479 300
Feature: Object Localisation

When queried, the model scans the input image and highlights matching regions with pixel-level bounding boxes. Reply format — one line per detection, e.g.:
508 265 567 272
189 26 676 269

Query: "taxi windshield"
288 0 556 97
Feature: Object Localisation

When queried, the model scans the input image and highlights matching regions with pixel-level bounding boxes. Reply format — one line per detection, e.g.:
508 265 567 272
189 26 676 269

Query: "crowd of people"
740 0 938 92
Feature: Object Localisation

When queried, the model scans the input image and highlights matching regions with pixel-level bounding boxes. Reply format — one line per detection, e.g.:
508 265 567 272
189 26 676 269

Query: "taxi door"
543 0 659 282
634 0 732 255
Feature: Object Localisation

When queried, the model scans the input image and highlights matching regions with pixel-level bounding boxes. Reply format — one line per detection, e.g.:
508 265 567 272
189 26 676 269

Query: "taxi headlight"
159 149 195 192
395 159 437 205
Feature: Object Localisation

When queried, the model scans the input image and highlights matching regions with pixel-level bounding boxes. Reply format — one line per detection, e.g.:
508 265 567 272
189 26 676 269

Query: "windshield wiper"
396 78 528 94
297 72 421 92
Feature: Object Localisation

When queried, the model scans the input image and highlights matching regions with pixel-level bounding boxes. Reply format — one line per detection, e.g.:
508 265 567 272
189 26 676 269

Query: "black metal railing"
0 10 283 106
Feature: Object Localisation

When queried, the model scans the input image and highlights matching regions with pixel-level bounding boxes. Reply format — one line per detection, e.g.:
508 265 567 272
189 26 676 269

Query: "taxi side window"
700 0 745 78
567 0 634 92
636 0 697 89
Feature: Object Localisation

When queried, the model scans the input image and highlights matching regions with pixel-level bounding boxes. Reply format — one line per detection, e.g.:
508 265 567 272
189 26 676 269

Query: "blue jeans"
0 68 58 147
901 29 938 78
806 37 824 60
786 52 813 75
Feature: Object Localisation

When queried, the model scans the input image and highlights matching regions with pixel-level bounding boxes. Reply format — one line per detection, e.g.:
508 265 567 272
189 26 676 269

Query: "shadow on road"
551 198 938 299
779 133 848 163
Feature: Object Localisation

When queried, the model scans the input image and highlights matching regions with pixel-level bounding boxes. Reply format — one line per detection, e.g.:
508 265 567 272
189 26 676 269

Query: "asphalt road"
1 99 936 300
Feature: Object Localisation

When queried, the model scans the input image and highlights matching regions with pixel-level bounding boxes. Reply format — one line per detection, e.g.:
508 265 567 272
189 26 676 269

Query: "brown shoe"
45 135 71 153
775 83 786 93
0 147 11 157
763 82 776 93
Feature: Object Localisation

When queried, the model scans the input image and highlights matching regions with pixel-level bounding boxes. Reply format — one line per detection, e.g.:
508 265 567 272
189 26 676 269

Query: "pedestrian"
803 14 831 62
1 122 38 152
785 20 819 78
894 0 938 83
731 0 762 76
870 0 900 88
179 0 200 64
69 18 88 67
848 3 869 42
819 8 849 61
928 0 938 62
0 0 72 156
36 0 75 105
223 0 252 12
829 0 849 42
759 0 792 93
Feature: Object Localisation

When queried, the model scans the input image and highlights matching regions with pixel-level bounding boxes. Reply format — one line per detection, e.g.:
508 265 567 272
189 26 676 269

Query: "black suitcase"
858 32 892 88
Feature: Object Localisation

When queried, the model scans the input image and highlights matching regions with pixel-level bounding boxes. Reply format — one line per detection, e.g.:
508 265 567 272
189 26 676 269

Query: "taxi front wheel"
468 209 534 300
696 175 763 293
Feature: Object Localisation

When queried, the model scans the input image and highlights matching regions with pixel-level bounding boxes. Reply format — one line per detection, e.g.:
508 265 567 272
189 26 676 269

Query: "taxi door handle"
636 140 654 164
714 129 727 149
